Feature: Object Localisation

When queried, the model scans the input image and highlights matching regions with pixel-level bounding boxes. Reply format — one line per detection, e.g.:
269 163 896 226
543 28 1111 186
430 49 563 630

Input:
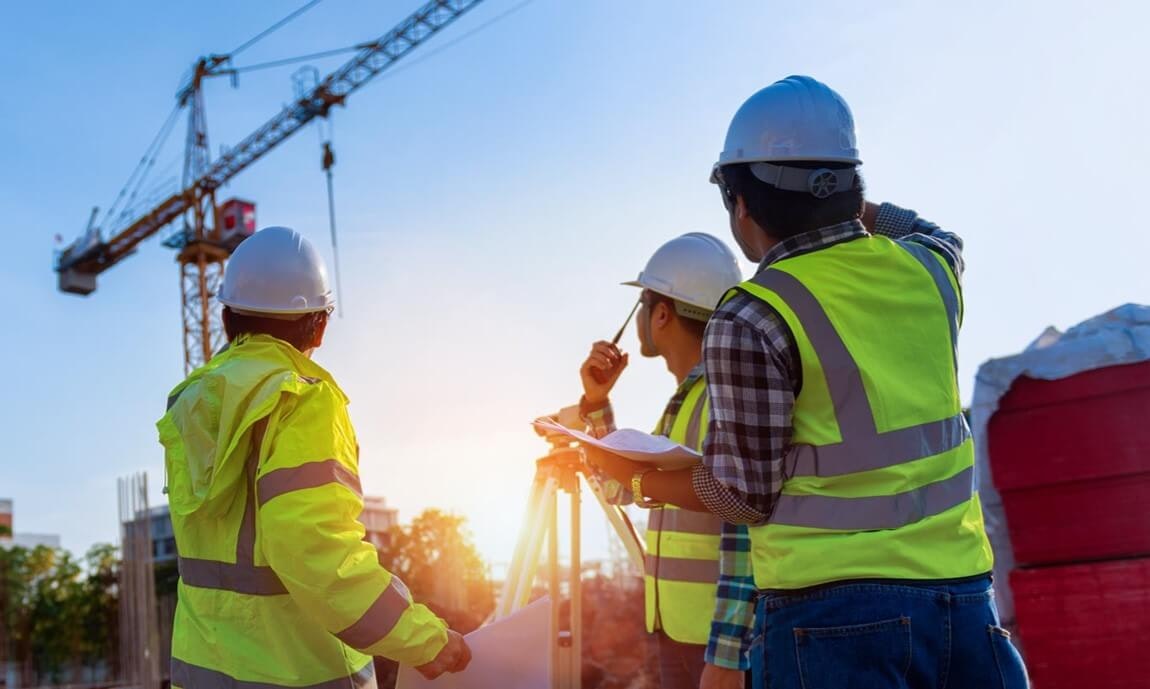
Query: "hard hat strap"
749 162 856 199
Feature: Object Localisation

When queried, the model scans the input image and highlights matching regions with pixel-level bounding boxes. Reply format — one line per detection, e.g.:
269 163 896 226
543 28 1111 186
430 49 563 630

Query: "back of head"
712 75 865 239
218 226 335 351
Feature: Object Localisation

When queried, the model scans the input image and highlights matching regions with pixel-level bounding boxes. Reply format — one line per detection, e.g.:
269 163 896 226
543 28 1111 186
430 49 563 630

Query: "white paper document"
396 597 551 689
532 418 701 470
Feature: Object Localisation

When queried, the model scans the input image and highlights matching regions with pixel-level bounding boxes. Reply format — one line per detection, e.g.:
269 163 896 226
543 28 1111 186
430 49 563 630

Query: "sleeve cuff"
872 202 919 239
705 640 752 671
579 396 616 438
691 464 767 525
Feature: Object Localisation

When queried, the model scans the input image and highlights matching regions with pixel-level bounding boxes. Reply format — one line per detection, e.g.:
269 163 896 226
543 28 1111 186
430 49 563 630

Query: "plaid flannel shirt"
582 364 757 669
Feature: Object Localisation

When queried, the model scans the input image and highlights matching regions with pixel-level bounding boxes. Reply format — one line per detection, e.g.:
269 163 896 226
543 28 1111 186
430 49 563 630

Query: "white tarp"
971 303 1150 629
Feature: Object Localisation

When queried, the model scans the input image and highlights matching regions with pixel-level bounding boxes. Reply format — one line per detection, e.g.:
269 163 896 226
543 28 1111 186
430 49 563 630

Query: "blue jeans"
748 624 765 689
756 576 1028 689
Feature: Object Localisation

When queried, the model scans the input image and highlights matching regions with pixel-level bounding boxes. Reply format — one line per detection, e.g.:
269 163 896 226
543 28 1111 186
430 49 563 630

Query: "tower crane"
53 0 486 372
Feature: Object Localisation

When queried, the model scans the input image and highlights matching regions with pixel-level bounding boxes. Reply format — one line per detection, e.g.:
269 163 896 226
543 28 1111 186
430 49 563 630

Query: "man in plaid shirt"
587 76 1028 688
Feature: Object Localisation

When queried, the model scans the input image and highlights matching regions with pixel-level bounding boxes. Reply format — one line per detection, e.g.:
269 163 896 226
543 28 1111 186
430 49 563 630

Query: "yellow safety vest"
157 334 448 689
731 235 993 590
644 375 725 644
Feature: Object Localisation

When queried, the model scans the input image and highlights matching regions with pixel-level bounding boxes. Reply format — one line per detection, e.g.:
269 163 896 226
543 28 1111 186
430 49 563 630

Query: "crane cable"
226 0 539 79
225 0 325 60
101 103 182 235
229 44 368 74
102 0 326 236
375 0 538 83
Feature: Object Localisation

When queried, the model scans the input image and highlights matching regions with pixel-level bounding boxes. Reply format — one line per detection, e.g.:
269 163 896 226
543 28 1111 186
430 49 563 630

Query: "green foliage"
0 543 120 684
377 509 494 633
0 524 11 537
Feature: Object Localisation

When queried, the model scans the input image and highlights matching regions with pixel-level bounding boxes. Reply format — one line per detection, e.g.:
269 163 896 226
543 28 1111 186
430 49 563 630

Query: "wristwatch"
631 469 664 508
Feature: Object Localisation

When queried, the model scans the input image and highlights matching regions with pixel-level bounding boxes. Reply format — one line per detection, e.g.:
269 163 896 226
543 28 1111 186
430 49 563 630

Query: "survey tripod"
494 405 647 689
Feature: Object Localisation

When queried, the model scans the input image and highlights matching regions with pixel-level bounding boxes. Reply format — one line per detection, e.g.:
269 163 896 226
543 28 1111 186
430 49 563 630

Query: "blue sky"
2 0 1148 564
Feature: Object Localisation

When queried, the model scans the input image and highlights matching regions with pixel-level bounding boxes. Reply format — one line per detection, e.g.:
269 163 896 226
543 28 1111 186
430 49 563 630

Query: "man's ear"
652 301 672 330
735 193 750 221
310 313 329 350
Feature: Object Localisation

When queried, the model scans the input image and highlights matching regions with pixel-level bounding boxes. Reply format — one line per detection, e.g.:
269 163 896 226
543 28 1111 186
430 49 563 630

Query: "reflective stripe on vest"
772 465 975 530
644 553 720 583
171 657 377 689
178 418 289 596
900 241 961 365
754 267 971 488
335 576 414 649
648 508 725 535
257 459 363 506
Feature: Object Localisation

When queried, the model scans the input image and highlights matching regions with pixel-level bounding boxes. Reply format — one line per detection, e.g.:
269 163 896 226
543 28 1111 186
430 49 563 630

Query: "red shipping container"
1012 558 1150 689
988 360 1150 566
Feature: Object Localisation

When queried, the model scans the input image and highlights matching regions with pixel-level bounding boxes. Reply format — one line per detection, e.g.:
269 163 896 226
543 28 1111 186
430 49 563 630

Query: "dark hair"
722 161 865 240
222 307 327 352
644 292 707 340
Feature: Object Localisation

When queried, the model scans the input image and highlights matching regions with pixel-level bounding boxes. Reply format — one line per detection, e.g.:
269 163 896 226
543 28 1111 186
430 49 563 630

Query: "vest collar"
674 362 706 396
755 219 868 275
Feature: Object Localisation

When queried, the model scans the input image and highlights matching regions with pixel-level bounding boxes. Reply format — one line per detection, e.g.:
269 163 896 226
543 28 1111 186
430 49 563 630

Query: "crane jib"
55 0 487 278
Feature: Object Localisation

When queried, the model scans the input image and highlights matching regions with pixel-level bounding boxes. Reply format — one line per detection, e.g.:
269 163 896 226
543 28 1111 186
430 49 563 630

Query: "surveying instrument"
494 404 647 689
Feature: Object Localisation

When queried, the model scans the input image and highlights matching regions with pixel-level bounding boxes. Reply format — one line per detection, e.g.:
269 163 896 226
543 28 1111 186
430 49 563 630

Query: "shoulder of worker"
262 373 358 469
708 289 789 338
166 351 347 426
871 202 964 278
703 290 800 388
237 337 350 402
277 369 351 419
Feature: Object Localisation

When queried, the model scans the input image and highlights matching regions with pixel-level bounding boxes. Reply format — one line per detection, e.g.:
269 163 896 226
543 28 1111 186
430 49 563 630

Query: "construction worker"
585 76 1029 688
157 227 470 688
578 233 754 689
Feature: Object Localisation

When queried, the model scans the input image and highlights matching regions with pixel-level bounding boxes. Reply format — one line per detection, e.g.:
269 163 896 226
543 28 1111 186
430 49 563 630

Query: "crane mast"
54 0 486 372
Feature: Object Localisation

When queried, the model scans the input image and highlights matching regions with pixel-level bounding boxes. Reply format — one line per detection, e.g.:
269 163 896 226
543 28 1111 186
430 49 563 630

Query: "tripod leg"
569 472 582 689
499 476 541 618
499 471 558 618
548 488 563 689
518 476 558 610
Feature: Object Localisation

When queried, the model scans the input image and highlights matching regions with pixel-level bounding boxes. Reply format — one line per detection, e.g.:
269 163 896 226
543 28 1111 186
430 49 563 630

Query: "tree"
377 509 494 633
27 547 87 682
0 544 120 686
80 544 120 677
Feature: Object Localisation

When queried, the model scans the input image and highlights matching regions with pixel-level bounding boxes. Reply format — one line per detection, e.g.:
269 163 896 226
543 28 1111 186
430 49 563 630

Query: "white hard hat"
623 233 743 320
218 226 334 315
711 76 861 198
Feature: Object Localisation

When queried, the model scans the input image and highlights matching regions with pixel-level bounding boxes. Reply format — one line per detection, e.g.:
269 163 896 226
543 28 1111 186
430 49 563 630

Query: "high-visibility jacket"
157 334 448 689
644 375 725 644
731 235 993 591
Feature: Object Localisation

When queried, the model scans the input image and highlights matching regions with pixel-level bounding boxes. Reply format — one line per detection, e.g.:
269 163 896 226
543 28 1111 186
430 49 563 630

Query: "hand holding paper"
416 630 471 679
397 597 551 689
531 418 701 469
